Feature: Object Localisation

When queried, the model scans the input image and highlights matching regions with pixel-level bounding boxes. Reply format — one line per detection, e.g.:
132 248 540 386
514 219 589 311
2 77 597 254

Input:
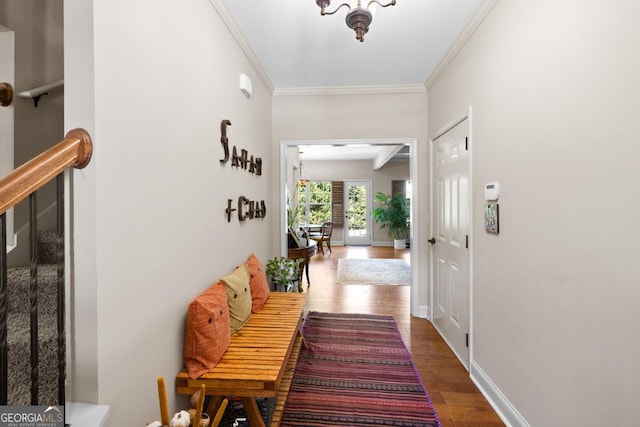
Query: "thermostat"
484 182 500 201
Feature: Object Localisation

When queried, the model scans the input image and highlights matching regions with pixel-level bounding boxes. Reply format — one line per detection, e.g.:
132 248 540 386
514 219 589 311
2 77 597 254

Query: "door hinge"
465 137 468 151
466 333 469 347
465 235 469 249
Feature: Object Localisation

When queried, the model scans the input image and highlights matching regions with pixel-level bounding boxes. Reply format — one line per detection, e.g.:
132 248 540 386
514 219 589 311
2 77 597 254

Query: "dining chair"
309 221 333 255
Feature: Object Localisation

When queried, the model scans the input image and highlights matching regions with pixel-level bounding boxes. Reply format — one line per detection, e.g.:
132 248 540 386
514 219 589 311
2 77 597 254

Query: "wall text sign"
226 197 267 222
219 119 262 176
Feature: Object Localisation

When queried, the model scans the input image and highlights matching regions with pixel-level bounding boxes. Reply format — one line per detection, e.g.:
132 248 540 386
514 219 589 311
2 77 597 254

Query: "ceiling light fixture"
298 153 309 186
316 0 397 42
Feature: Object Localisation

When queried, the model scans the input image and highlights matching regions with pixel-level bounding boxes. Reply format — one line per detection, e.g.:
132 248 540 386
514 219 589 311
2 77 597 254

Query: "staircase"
6 230 60 405
0 128 93 412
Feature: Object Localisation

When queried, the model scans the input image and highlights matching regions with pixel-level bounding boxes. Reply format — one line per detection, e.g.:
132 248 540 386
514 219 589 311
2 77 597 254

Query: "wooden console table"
288 241 316 286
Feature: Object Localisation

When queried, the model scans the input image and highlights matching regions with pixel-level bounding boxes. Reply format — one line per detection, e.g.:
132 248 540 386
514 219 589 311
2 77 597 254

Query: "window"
298 181 332 225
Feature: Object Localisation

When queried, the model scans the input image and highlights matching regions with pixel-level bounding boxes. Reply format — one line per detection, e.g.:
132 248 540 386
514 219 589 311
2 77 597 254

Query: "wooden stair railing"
0 128 93 405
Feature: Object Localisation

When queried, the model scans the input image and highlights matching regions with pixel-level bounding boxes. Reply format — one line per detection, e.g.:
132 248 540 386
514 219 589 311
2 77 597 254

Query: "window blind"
331 181 344 227
392 180 406 198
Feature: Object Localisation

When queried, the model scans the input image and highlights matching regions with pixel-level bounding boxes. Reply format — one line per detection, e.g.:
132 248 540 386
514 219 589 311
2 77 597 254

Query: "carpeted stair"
6 230 61 405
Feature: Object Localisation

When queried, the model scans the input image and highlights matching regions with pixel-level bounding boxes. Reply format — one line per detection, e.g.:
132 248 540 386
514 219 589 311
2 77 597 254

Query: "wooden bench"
176 292 306 427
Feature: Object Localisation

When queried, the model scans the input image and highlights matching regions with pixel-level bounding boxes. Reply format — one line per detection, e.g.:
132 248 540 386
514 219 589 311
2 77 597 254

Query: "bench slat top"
176 292 306 397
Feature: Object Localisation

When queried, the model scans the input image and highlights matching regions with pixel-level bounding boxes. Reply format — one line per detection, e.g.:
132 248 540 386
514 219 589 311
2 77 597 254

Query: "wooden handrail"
0 128 93 215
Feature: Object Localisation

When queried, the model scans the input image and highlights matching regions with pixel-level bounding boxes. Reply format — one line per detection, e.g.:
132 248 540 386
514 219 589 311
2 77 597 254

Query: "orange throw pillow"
246 253 270 313
183 281 230 379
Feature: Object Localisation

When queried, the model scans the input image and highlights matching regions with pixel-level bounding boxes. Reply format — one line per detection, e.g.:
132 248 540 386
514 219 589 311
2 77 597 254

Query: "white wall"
0 0 64 163
428 1 640 425
0 25 14 243
65 0 272 425
273 92 429 310
0 0 63 255
302 159 409 244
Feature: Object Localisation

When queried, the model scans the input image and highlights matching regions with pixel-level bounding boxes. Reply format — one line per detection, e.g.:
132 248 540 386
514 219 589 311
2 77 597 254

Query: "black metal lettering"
238 196 249 221
220 120 231 164
231 146 240 167
225 199 236 222
260 200 267 218
240 149 249 170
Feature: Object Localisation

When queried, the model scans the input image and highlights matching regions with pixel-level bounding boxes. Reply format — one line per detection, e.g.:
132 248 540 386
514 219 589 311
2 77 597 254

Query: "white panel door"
0 26 15 244
431 119 470 368
344 181 371 246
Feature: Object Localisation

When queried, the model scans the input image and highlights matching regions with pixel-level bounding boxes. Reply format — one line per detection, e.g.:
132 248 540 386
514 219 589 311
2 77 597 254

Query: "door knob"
428 238 436 245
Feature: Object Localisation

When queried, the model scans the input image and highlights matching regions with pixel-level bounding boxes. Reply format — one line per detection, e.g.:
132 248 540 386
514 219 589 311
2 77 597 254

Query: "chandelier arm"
367 0 397 9
321 2 352 16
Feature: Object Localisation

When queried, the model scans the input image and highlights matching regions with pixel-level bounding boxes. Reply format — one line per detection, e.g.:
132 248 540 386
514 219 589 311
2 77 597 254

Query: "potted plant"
372 192 410 249
266 256 303 292
287 200 304 230
287 182 306 230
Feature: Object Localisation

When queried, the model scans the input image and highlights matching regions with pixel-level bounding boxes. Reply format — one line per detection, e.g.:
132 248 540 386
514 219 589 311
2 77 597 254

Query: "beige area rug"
336 258 410 286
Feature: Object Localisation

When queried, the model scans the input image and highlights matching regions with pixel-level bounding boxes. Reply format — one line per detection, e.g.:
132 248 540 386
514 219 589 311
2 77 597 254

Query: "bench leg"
206 396 225 420
241 397 266 427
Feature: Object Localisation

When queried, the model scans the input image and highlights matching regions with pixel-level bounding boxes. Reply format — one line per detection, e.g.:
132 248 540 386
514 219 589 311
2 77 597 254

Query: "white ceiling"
217 0 486 161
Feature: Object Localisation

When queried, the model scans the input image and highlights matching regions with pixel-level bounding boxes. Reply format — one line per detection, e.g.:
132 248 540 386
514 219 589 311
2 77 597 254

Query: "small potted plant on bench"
266 256 303 292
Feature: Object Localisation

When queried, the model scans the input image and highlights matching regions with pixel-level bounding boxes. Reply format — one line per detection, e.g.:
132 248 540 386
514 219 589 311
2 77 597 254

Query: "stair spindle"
0 213 8 405
29 193 39 405
56 173 66 405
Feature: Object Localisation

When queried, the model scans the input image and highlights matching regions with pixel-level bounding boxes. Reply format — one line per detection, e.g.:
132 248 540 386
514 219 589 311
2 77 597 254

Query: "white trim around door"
279 137 422 317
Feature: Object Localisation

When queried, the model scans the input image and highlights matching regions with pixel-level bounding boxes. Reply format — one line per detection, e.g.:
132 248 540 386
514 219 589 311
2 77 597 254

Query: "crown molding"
209 0 274 95
273 84 427 97
425 0 500 91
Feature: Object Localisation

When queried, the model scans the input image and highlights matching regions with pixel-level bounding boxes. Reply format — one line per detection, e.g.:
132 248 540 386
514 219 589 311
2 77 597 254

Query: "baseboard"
66 402 110 427
372 240 394 247
414 304 429 319
470 361 530 427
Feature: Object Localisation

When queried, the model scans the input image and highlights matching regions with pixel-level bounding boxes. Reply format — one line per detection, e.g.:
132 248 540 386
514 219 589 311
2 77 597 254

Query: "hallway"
304 246 504 426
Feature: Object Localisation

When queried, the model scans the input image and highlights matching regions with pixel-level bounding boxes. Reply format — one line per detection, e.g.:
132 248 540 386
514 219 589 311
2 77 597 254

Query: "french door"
344 180 371 246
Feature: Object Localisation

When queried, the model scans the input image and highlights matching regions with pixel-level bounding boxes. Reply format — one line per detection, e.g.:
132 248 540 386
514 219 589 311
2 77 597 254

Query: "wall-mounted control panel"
484 182 500 201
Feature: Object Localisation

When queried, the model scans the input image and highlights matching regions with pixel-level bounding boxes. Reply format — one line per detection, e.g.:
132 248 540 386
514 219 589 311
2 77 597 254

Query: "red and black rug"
280 312 441 426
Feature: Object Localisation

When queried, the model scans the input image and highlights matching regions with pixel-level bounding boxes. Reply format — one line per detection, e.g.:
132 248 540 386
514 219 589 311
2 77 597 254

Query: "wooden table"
288 241 316 286
176 293 307 427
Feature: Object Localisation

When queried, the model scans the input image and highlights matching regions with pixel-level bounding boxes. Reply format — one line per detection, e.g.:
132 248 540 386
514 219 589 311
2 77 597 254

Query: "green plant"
371 192 410 240
266 256 303 292
287 183 305 229
287 204 304 230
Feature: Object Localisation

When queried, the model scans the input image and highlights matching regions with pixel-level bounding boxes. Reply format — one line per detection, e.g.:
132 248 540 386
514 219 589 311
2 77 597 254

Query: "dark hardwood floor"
302 245 504 427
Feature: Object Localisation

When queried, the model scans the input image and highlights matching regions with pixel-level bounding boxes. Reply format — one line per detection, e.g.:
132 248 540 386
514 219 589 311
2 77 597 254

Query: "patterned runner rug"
281 312 441 426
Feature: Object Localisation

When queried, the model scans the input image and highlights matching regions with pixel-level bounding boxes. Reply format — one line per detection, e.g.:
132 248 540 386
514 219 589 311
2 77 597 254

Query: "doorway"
344 180 371 246
280 138 421 317
430 113 471 368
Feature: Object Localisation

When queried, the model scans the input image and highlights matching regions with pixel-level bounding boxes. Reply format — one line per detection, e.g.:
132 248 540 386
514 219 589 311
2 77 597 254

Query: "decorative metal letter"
220 119 231 164
238 196 249 221
225 199 237 222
